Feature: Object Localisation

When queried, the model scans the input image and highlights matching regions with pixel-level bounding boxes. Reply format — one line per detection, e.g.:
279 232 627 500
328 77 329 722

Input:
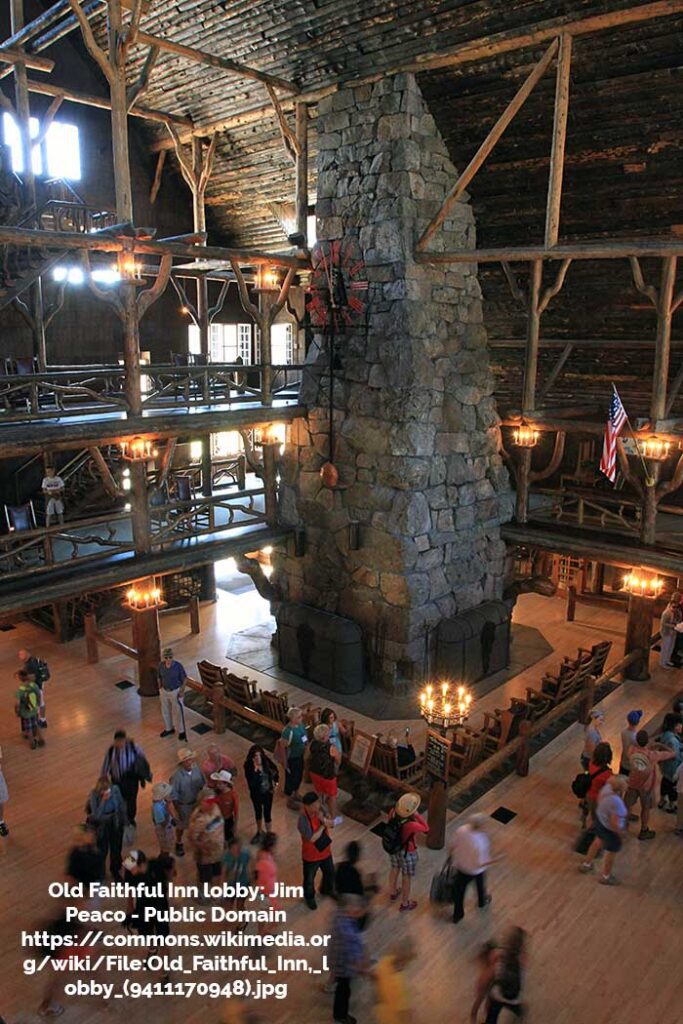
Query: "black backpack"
571 765 606 799
35 659 50 685
381 815 406 855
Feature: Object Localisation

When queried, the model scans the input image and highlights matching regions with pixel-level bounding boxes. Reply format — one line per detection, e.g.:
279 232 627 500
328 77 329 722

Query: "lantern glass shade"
124 585 165 610
512 424 539 448
623 571 664 598
256 266 280 291
641 436 671 461
117 252 142 282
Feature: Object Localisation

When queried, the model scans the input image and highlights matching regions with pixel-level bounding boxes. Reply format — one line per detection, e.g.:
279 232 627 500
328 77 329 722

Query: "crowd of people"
4 636 682 1023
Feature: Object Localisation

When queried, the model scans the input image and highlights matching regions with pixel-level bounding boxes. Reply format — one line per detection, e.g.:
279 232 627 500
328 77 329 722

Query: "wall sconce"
120 437 158 461
512 422 540 448
623 571 664 598
641 436 671 461
124 586 166 610
349 521 361 550
257 423 286 446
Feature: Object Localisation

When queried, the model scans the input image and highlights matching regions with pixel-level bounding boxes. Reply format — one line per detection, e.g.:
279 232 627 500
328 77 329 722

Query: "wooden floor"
0 591 681 1024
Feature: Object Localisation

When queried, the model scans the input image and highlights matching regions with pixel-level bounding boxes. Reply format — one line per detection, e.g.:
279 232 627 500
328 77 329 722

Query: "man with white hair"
449 813 495 924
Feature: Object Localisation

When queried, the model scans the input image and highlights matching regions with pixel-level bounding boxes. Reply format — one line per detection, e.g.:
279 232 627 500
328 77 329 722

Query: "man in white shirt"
42 467 65 527
450 813 494 924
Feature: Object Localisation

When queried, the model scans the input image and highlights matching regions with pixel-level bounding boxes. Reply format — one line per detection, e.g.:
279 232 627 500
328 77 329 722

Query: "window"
211 431 242 458
238 323 251 363
3 114 81 180
188 325 200 355
307 213 317 247
272 322 294 365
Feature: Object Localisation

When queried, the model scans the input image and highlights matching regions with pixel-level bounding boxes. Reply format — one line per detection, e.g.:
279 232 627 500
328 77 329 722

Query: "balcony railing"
0 362 303 423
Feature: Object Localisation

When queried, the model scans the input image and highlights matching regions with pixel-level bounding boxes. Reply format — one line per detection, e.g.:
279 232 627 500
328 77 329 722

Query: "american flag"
599 386 627 483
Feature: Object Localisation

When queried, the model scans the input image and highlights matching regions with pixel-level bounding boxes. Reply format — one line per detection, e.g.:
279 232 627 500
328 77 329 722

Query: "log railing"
0 509 134 580
149 486 269 546
0 362 303 422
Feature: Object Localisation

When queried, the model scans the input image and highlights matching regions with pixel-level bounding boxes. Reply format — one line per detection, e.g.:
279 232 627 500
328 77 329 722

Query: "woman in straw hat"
169 748 206 858
151 782 174 855
385 792 428 913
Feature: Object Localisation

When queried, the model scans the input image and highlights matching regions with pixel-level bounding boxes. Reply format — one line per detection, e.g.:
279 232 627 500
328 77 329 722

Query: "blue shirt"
596 788 627 832
329 912 364 979
159 660 186 691
659 731 682 780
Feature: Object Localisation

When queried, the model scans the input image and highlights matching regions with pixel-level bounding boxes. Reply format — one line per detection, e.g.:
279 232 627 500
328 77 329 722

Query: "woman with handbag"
86 776 127 879
297 791 335 911
243 745 279 844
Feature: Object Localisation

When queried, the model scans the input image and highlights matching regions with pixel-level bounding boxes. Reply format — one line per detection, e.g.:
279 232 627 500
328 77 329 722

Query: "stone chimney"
276 72 512 692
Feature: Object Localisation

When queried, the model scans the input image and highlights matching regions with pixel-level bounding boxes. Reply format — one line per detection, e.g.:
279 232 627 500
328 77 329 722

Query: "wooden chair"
4 501 38 533
577 641 612 678
197 660 225 690
509 692 552 723
3 501 43 567
224 671 261 709
480 704 528 756
371 738 424 784
260 689 289 724
449 728 485 779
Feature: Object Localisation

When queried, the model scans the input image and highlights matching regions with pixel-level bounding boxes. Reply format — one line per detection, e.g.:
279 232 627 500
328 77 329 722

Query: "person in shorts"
14 670 44 749
579 775 628 885
309 723 342 825
386 792 428 913
42 466 65 527
625 729 675 840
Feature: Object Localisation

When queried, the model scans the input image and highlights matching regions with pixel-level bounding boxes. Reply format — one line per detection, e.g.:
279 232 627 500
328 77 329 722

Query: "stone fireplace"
275 72 513 692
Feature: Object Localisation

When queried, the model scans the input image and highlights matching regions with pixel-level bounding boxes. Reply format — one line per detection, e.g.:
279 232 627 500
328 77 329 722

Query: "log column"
263 440 279 527
516 259 542 523
130 604 162 697
623 594 654 681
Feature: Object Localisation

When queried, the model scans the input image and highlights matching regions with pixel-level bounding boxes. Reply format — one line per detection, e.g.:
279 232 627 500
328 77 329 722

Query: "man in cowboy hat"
385 792 428 914
158 647 188 741
210 770 240 843
169 748 205 858
449 813 497 924
151 782 175 855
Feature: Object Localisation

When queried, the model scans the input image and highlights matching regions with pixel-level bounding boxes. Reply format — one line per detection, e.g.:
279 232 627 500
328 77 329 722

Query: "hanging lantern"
512 423 540 448
120 437 158 461
419 680 474 731
255 266 280 292
117 251 142 283
641 436 671 461
623 571 664 598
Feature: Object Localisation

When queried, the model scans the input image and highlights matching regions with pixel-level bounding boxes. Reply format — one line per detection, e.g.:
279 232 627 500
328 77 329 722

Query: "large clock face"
308 238 368 330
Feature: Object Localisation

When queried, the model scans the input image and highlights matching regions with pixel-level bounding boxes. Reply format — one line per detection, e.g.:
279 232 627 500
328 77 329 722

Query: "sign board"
347 729 377 775
424 729 451 784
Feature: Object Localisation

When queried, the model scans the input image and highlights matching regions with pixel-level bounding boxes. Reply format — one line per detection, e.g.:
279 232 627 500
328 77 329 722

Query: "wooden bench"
224 671 261 708
260 689 289 724
449 728 485 779
370 738 424 786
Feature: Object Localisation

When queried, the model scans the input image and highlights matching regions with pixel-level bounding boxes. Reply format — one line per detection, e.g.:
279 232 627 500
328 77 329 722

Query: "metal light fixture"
117 251 142 283
124 586 166 610
256 423 286 446
512 422 540 448
623 571 664 598
255 266 280 292
641 436 671 461
419 681 473 732
120 437 158 461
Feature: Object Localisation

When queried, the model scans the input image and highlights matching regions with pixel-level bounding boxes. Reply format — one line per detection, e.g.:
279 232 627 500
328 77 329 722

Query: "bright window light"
46 121 81 180
190 440 203 460
91 268 120 285
67 266 84 285
2 113 81 180
307 213 317 247
52 265 68 282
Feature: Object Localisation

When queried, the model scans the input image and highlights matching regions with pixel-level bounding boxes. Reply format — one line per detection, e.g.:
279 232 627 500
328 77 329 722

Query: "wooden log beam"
415 240 683 264
96 631 138 659
490 338 683 350
27 77 192 127
295 102 309 241
0 225 309 269
652 256 677 424
415 39 558 254
501 521 683 576
0 45 53 72
501 416 682 443
0 525 295 616
135 30 297 95
1 0 72 49
545 32 572 246
0 403 305 459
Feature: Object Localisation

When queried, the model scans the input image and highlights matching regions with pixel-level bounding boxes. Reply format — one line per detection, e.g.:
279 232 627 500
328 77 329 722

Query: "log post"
566 583 577 621
263 440 279 527
516 259 542 523
623 593 654 681
640 470 660 546
130 603 161 696
426 777 448 850
295 102 308 241
189 594 200 634
579 671 596 725
651 256 677 426
84 611 99 663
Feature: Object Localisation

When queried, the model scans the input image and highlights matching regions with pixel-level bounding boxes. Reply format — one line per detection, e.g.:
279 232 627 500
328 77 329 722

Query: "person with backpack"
101 729 152 826
19 647 50 729
450 813 496 924
657 712 682 813
14 670 44 749
625 729 676 839
384 792 428 913
619 709 643 775
581 741 613 829
579 775 629 884
580 709 604 769
483 926 527 1023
